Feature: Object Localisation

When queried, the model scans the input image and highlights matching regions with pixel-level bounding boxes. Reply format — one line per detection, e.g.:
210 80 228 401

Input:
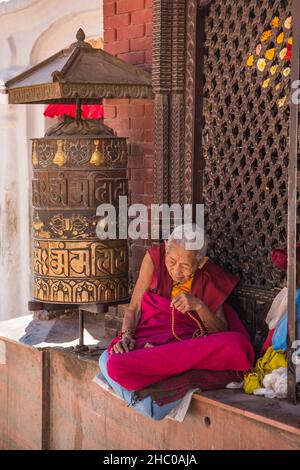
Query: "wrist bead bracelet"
121 328 135 338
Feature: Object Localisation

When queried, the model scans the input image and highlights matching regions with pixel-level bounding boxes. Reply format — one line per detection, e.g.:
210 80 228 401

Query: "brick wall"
103 0 154 285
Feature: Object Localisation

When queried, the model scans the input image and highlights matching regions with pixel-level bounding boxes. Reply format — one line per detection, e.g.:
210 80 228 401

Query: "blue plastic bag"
272 288 300 351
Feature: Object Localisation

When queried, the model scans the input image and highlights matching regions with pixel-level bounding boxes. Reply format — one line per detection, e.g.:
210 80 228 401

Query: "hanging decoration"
246 15 292 108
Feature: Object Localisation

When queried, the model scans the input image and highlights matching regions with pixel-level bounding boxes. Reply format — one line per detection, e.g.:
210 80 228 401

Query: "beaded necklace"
171 306 207 340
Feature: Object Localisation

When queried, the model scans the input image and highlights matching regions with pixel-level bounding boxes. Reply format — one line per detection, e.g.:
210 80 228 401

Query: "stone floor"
0 313 111 350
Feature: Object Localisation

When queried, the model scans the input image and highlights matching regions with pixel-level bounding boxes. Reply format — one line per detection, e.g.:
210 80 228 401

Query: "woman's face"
165 241 199 283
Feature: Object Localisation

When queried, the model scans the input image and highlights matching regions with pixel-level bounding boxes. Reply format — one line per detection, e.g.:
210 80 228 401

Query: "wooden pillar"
287 0 300 404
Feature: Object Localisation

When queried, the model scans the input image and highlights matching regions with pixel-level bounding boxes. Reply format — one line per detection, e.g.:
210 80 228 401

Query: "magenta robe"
106 244 254 390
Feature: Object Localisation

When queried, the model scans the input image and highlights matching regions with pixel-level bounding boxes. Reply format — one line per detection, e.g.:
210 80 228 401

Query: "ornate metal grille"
202 0 294 288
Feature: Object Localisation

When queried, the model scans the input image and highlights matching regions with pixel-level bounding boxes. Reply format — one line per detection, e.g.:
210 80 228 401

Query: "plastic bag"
253 365 300 399
265 287 288 330
272 288 300 351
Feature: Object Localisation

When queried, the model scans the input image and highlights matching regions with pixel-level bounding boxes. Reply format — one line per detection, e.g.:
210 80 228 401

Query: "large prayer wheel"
31 119 128 304
5 28 153 308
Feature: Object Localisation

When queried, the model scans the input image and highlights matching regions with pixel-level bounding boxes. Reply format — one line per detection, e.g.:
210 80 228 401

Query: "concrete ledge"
0 336 300 449
193 389 300 439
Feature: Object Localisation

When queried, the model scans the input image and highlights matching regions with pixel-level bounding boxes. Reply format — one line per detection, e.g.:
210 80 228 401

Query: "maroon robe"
106 243 254 391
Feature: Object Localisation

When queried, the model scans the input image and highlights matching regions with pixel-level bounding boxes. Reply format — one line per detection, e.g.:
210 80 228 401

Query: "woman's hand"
110 335 136 354
171 293 228 332
109 251 154 356
170 293 203 313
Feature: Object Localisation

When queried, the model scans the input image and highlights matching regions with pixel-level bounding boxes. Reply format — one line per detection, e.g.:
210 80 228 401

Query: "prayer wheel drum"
32 128 128 304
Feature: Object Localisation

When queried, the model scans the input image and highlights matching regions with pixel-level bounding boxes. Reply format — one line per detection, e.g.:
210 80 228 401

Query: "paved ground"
0 313 111 350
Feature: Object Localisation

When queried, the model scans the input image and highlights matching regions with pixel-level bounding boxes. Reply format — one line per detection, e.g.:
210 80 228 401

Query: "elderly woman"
99 224 254 420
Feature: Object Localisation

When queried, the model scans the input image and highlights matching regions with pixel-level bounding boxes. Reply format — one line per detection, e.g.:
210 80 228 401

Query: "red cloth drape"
271 241 300 271
44 104 104 119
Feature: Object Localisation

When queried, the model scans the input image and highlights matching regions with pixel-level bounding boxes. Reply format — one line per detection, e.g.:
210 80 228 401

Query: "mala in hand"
171 306 208 341
170 260 210 341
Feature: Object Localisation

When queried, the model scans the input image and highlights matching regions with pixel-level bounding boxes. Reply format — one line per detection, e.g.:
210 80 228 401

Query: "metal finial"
76 28 85 42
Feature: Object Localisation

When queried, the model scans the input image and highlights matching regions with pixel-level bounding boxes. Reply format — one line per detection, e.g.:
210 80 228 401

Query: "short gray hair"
167 223 209 260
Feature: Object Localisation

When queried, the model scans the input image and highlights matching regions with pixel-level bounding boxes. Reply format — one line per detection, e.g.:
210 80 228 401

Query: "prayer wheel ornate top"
5 28 154 104
5 29 153 305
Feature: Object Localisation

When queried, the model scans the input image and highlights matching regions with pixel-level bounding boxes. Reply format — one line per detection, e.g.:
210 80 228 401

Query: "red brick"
131 8 152 25
115 116 131 126
112 120 130 131
130 116 144 128
140 142 154 153
118 104 145 118
143 156 154 169
104 105 117 119
127 152 144 167
113 125 131 136
144 169 153 181
129 180 145 194
129 99 146 107
105 13 130 30
103 0 154 285
117 105 130 118
145 129 153 142
108 98 130 106
145 114 154 128
144 182 154 195
131 193 152 205
145 102 154 115
103 118 115 128
104 1 116 17
118 51 145 64
145 22 152 37
145 49 152 63
132 168 153 181
130 36 152 51
117 24 145 41
131 115 153 129
105 39 130 55
130 142 153 156
127 129 145 141
128 103 145 116
131 115 153 130
131 169 145 181
117 0 145 14
104 29 116 43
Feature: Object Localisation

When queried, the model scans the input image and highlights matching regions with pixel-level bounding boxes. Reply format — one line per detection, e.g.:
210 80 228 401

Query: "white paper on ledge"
165 388 200 423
